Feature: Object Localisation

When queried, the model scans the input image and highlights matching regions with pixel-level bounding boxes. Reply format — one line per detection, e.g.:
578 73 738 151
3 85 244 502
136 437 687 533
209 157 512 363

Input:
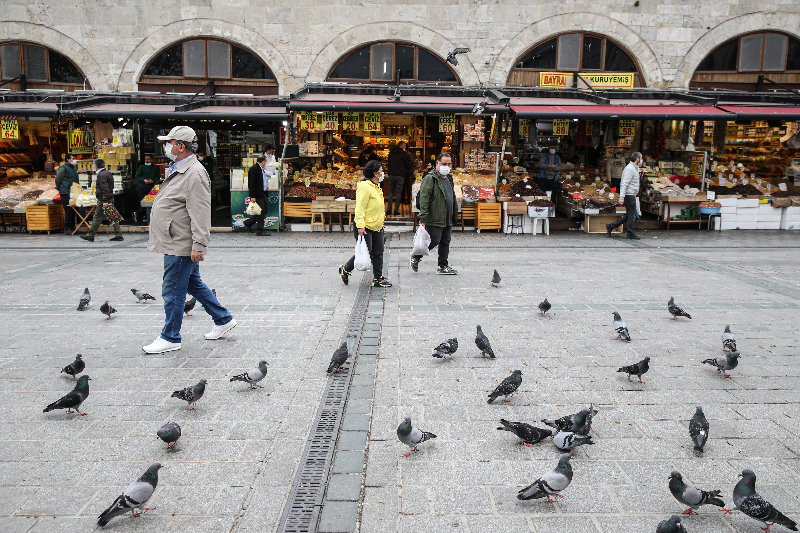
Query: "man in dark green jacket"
54 154 80 234
134 154 160 223
412 153 458 275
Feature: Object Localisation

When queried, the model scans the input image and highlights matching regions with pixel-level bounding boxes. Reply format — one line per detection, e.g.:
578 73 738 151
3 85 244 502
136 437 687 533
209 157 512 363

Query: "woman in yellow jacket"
338 160 392 288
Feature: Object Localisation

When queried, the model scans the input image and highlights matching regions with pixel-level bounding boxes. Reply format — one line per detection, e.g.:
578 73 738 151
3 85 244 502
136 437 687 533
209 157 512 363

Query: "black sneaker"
410 254 420 272
110 236 124 241
627 234 641 240
437 266 458 275
606 224 613 237
338 265 350 285
372 277 392 288
80 235 94 242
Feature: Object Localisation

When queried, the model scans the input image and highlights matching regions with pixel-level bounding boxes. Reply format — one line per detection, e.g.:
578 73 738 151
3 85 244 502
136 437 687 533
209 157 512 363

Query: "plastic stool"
507 214 524 234
533 217 550 235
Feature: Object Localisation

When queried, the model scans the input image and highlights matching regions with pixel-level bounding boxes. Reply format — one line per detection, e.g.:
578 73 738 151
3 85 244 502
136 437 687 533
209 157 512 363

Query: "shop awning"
288 100 507 114
0 102 59 117
716 106 800 120
511 104 732 120
63 103 288 121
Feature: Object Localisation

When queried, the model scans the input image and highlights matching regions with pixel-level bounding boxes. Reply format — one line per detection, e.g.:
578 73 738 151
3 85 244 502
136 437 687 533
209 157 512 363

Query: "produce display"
528 199 555 208
699 201 721 208
0 176 58 210
706 184 761 196
141 184 160 203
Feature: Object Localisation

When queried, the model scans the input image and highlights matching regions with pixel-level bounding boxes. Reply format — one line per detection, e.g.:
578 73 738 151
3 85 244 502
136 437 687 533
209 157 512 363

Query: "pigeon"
517 452 573 502
43 375 91 415
538 298 551 317
689 406 709 453
156 422 181 449
497 419 552 446
613 312 631 342
668 297 692 320
61 354 85 380
397 416 436 456
77 287 91 311
491 270 501 287
656 515 688 533
184 297 196 316
725 469 798 531
171 379 206 410
97 463 162 527
100 301 116 320
475 325 495 358
488 370 522 403
702 351 740 378
617 357 650 383
552 431 595 450
668 471 725 515
432 338 459 359
722 325 737 352
327 342 349 373
230 360 269 389
131 289 156 303
542 406 597 436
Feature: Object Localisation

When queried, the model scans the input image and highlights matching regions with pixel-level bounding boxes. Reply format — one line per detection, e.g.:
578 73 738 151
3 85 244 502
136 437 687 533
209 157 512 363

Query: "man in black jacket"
386 141 412 216
358 143 379 167
81 159 123 242
243 155 269 236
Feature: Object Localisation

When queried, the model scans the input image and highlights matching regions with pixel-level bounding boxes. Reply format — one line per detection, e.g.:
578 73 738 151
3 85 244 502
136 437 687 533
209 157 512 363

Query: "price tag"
743 178 749 185
363 112 381 132
586 121 593 135
248 147 254 154
519 119 531 136
779 182 788 191
707 191 716 200
757 179 762 185
619 120 636 137
732 177 738 184
342 112 359 131
553 119 569 136
1 119 19 140
439 114 456 133
321 111 339 130
300 111 319 131
719 176 727 186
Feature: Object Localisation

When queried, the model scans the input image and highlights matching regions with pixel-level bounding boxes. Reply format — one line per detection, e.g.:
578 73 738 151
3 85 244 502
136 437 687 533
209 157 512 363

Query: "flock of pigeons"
76 287 201 319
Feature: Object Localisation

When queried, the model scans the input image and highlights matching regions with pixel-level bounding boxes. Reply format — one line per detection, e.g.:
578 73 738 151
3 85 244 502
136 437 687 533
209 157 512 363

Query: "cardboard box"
528 206 555 217
506 203 528 214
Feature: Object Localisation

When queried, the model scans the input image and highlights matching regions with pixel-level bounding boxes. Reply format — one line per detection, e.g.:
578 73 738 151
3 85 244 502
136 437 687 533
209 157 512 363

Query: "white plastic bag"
411 225 431 256
354 235 371 271
635 197 642 217
246 198 262 215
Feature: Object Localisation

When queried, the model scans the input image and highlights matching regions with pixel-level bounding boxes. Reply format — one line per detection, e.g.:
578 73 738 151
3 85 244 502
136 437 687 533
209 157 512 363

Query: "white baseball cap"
157 126 197 142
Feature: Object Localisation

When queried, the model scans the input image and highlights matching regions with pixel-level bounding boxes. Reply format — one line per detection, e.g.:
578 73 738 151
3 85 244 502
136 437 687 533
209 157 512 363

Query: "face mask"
614 154 621 159
637 160 643 167
197 156 204 161
549 149 556 154
377 172 385 182
69 160 76 165
438 165 451 176
145 162 152 166
163 143 177 162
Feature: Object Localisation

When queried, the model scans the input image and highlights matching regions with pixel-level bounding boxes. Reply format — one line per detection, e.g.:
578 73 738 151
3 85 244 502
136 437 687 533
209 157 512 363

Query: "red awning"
717 106 800 120
288 100 507 114
511 105 732 120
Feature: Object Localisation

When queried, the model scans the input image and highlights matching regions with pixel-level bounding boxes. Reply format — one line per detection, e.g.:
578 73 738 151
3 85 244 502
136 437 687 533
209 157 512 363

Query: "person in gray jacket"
80 159 123 242
606 151 642 240
142 126 236 354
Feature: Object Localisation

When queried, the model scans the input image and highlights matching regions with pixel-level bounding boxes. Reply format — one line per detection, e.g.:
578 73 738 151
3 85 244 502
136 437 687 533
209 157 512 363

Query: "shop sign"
687 153 705 178
299 111 319 131
553 119 569 136
363 112 381 132
320 111 339 130
439 113 456 133
581 73 634 89
540 72 568 87
619 120 636 137
342 112 359 131
381 114 412 126
519 119 531 136
68 130 94 153
1 119 19 140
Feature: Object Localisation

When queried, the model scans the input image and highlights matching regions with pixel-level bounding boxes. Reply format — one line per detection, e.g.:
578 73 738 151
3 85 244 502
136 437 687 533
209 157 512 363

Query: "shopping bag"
245 198 262 215
354 235 371 271
411 225 431 256
103 204 123 223
635 197 642 217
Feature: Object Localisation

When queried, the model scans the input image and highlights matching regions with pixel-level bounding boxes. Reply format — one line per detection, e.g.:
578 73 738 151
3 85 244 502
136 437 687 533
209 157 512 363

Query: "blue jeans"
161 254 233 343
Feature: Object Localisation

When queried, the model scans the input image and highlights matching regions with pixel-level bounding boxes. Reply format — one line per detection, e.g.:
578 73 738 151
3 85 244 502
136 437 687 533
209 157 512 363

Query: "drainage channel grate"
276 272 372 533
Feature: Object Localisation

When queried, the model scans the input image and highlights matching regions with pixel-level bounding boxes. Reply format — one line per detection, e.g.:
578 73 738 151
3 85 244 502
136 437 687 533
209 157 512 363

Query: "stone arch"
118 19 294 93
306 23 480 86
672 12 800 87
0 21 108 90
489 14 663 88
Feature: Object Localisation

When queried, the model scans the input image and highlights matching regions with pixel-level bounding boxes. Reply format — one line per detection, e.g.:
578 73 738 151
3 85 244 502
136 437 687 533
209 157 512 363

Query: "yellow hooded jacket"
354 179 385 231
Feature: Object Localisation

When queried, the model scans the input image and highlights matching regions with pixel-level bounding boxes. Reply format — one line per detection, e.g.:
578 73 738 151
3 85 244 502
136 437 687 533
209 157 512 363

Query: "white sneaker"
143 337 182 354
205 319 237 340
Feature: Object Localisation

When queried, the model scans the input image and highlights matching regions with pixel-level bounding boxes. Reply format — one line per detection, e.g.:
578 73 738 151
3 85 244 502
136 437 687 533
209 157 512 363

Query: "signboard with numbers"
320 111 339 130
439 113 456 133
552 119 569 136
586 121 593 136
518 119 531 136
363 112 381 132
68 130 94 153
1 119 19 140
300 111 319 131
342 112 359 131
619 120 636 137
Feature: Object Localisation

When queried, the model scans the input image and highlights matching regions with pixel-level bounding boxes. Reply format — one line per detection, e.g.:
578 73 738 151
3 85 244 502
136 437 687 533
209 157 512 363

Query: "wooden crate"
310 200 329 213
284 203 312 219
585 214 622 234
26 205 64 232
476 203 502 230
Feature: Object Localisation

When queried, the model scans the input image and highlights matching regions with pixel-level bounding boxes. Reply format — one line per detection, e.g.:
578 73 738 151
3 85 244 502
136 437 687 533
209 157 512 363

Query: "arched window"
139 39 278 95
692 32 800 91
508 33 643 87
0 42 87 90
327 42 460 85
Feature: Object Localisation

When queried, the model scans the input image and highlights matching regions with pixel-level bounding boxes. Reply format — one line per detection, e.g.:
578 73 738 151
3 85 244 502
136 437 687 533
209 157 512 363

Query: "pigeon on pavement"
171 379 206 410
656 515 688 533
100 301 116 320
475 325 495 358
668 471 725 515
722 325 737 352
183 297 196 316
131 289 156 303
97 463 162 527
488 370 522 403
702 352 740 378
689 406 709 453
432 338 458 359
497 419 552 446
491 270 501 287
618 357 650 383
542 406 597 436
156 422 181 449
77 287 91 311
725 469 798 531
552 431 594 450
668 297 692 320
538 298 551 317
517 452 573 501
327 342 349 373
613 311 631 342
43 375 91 415
61 354 85 380
397 416 436 456
230 360 269 389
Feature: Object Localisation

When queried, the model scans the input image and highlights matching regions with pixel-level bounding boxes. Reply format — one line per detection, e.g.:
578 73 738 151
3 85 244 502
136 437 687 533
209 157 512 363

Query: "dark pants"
403 174 412 203
609 194 637 236
136 184 153 221
245 195 266 230
61 195 74 232
345 226 385 280
387 175 404 214
539 177 556 193
611 178 621 193
87 202 122 237
414 224 451 267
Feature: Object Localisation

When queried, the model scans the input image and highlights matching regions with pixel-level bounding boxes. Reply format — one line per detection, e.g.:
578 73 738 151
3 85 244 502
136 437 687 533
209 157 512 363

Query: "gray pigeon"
78 287 91 311
230 360 269 389
327 342 349 373
617 357 650 383
497 419 552 446
171 379 206 410
552 431 595 450
726 469 798 531
518 452 573 501
668 297 691 320
656 515 687 533
722 325 737 353
542 406 597 436
488 370 522 403
397 416 436 456
156 422 181 449
131 289 156 303
689 406 709 453
668 471 725 515
61 354 85 380
432 338 458 359
702 351 740 378
491 270 501 287
538 298 551 317
475 325 495 358
184 297 196 316
97 463 162 527
100 301 116 320
43 375 91 415
613 311 631 342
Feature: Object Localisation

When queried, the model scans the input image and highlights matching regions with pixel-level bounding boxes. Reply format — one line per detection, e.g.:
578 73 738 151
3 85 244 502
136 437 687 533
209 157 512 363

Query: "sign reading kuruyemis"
539 72 634 89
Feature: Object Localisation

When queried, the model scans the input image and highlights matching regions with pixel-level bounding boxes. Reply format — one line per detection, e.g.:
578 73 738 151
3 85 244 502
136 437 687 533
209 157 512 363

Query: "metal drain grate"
276 273 372 533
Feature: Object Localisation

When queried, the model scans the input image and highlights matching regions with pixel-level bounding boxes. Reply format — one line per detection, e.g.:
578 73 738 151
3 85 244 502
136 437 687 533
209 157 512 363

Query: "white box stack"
781 206 800 230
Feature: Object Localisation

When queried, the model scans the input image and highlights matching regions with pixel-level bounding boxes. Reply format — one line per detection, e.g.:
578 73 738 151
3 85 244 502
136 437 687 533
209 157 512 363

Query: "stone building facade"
1 1 799 94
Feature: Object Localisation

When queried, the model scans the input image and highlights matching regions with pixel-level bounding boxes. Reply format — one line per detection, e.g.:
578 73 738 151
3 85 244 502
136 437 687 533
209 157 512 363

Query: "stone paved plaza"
0 229 799 532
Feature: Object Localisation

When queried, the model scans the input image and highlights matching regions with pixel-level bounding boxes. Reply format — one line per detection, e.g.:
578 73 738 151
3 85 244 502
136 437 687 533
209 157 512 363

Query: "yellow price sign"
1 119 19 140
363 112 381 132
439 113 456 133
519 119 531 136
586 121 593 135
321 111 339 130
342 112 359 131
619 119 636 137
300 111 319 131
553 119 569 136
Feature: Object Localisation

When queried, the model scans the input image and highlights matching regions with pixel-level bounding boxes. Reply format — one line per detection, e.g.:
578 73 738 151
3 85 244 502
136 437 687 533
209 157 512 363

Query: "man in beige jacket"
142 126 237 354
